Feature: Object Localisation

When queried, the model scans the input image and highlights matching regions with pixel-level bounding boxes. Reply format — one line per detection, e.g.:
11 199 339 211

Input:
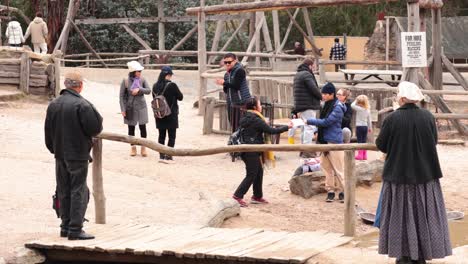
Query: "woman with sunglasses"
119 61 151 157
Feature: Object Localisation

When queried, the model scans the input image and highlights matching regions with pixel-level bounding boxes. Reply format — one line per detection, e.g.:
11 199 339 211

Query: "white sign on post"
401 32 427 68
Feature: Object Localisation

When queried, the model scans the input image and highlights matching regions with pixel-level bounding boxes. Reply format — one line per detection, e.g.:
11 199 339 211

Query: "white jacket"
6 21 24 45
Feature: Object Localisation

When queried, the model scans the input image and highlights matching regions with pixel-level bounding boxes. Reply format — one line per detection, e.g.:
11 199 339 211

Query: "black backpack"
228 128 244 161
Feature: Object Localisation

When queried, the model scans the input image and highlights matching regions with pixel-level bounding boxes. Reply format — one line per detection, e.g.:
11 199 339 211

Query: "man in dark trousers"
329 38 347 72
293 58 322 157
215 53 251 132
45 71 103 240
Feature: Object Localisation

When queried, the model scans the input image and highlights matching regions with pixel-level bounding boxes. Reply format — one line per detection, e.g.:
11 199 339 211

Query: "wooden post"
203 97 215 134
272 10 280 51
344 150 356 237
58 0 81 55
198 0 208 115
86 54 90 68
255 3 261 67
319 60 326 84
0 19 2 46
158 1 165 51
403 1 420 84
442 54 468 91
92 138 106 224
260 12 274 66
385 17 390 70
121 24 152 50
302 8 314 39
286 9 321 57
53 50 62 97
241 16 265 64
430 8 442 90
19 53 30 94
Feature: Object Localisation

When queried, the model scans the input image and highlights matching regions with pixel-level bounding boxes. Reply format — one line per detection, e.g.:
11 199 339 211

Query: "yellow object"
288 137 295 145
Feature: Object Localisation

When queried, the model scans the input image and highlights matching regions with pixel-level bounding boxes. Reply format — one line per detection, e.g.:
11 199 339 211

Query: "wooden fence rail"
93 131 379 236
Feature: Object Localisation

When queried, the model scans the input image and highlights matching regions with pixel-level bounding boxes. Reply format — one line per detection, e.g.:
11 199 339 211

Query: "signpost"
401 32 427 68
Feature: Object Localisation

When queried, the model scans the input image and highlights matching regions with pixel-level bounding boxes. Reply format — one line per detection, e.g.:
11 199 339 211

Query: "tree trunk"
47 0 65 52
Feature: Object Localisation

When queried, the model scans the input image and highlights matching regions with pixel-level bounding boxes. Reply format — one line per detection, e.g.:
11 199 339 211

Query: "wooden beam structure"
170 25 198 51
158 1 165 51
56 0 81 54
277 8 300 53
186 0 397 15
69 19 108 68
121 25 152 50
286 9 322 57
74 14 250 25
198 0 208 115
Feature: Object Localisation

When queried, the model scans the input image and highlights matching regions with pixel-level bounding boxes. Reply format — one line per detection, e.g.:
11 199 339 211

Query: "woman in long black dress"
375 81 452 264
152 66 183 164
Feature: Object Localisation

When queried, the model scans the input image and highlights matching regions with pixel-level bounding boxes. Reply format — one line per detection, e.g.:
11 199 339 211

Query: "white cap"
127 61 144 73
397 81 424 102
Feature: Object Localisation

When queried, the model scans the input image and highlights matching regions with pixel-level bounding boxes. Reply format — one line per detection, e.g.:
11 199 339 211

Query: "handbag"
124 87 134 121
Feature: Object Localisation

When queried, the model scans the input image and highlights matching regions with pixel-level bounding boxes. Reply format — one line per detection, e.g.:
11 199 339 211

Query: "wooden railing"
92 132 381 237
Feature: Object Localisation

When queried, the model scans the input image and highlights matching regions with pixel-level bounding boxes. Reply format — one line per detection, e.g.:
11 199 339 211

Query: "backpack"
151 82 172 119
227 127 244 161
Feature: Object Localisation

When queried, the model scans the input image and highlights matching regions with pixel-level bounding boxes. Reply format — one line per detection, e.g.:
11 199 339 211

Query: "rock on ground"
9 248 45 264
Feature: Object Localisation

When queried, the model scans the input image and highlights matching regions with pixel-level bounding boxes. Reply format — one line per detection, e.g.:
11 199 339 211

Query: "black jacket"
223 62 251 104
341 100 352 129
376 103 443 184
239 112 288 145
293 64 322 112
153 80 184 129
45 89 103 161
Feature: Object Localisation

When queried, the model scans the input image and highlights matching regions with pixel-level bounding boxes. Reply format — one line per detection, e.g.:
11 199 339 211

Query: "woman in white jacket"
5 21 24 47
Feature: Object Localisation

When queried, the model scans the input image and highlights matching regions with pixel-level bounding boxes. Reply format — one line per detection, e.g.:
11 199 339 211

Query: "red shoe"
355 150 364 160
251 196 269 204
232 195 248 207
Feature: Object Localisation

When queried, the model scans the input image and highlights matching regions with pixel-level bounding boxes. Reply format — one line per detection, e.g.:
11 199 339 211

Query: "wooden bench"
340 69 403 87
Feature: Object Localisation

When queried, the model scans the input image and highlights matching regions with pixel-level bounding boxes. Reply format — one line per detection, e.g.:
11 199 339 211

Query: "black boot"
338 192 345 203
326 192 335 203
395 257 412 264
68 230 95 240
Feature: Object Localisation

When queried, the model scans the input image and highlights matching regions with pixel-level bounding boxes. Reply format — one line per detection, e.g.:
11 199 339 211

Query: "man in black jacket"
215 53 251 132
293 58 322 157
45 71 103 240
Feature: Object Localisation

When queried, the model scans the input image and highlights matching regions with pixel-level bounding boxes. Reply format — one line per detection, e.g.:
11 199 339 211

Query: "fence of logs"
92 131 382 237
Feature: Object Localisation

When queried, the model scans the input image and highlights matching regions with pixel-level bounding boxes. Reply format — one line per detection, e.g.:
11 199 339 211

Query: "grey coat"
119 78 151 126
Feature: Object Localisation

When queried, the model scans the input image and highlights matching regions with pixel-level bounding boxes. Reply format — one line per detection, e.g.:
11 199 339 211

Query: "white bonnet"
127 61 144 73
397 81 424 102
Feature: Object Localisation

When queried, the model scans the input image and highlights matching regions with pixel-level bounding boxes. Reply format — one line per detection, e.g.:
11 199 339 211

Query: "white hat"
127 61 144 73
397 81 424 102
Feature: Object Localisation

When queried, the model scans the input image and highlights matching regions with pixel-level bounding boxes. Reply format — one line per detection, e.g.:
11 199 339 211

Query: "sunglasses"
224 60 234 65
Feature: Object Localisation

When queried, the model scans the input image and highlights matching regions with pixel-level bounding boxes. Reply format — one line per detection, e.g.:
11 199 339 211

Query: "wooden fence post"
92 138 106 224
344 150 356 237
19 52 30 94
86 54 90 68
53 51 63 98
203 97 215 135
318 60 326 84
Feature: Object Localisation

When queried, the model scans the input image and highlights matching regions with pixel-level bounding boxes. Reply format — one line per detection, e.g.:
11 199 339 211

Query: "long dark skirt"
378 179 452 261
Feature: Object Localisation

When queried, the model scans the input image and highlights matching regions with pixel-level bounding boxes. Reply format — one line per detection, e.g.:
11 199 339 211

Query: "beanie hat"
321 82 336 94
161 66 174 75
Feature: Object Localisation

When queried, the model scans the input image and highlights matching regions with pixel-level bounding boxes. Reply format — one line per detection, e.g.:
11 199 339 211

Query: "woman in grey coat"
119 61 151 157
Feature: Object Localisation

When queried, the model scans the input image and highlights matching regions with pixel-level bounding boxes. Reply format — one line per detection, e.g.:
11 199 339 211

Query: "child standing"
351 95 372 160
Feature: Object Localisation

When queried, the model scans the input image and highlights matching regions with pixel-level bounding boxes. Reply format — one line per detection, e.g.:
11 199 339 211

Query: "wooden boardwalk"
26 224 352 263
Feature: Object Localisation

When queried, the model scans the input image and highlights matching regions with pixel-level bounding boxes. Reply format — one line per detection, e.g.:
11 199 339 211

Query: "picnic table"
340 69 403 87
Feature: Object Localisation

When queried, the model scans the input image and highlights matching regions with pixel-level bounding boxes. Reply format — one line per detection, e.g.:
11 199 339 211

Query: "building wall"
305 36 369 72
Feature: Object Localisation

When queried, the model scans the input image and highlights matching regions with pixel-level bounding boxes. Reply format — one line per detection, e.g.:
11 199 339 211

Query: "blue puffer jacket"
307 100 346 144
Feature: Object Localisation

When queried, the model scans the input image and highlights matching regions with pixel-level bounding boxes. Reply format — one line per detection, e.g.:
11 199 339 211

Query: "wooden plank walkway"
26 224 352 263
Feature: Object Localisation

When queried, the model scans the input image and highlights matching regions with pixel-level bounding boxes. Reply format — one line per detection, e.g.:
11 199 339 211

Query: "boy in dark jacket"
45 71 103 240
306 83 346 203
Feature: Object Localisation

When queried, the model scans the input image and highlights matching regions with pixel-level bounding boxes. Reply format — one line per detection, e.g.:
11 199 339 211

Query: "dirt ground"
0 69 466 263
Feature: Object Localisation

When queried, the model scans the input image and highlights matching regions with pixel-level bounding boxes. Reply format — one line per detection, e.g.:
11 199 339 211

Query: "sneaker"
326 192 335 203
251 196 269 204
232 195 248 207
338 192 345 203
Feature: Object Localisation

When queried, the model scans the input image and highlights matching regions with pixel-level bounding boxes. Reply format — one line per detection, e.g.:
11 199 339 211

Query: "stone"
289 171 326 199
355 159 384 186
11 247 45 264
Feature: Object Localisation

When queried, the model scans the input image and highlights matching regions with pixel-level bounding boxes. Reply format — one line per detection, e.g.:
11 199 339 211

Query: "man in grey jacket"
293 58 322 156
45 71 103 240
24 12 48 54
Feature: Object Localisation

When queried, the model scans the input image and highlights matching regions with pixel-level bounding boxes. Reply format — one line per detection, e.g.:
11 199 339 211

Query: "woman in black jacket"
375 82 451 264
232 97 290 207
152 66 183 164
